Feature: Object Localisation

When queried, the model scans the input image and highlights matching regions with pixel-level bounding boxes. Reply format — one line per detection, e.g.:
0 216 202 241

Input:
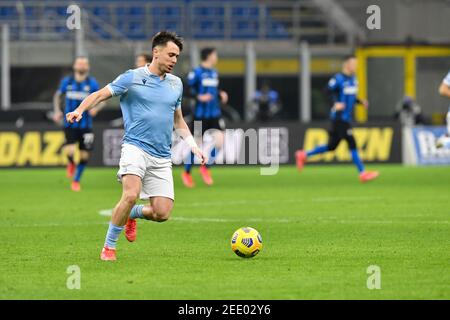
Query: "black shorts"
327 120 357 151
192 118 226 135
64 128 95 151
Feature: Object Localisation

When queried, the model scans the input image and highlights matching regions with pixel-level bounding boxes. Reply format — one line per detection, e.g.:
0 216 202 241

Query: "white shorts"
117 143 174 200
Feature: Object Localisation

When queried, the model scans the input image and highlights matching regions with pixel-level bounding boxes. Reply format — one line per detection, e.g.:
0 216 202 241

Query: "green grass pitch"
0 165 449 299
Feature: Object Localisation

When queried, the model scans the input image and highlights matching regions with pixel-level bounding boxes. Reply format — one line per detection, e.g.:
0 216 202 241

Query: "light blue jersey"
107 65 183 159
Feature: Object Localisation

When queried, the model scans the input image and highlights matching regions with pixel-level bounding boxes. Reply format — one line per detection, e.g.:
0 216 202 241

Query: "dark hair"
343 54 356 62
137 53 152 63
201 47 216 61
151 31 183 51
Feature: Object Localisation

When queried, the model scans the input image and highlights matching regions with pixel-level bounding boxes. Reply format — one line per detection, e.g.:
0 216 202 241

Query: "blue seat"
129 7 145 16
0 6 17 18
0 1 293 40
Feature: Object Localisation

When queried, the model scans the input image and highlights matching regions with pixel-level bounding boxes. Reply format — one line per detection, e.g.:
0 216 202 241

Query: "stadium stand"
0 0 352 43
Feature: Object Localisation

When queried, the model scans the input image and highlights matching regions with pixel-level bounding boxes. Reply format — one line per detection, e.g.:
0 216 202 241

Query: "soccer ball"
230 227 263 258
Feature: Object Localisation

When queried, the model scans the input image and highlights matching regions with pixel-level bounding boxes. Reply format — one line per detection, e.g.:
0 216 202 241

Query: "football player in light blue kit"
437 70 450 149
66 31 206 261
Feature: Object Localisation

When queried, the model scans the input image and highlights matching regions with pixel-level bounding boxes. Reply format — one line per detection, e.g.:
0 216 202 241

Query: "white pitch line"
99 209 113 216
97 195 426 214
97 196 383 211
0 217 448 229
311 196 384 202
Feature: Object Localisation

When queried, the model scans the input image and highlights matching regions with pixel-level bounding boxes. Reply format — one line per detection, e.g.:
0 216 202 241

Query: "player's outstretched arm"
52 90 63 123
66 87 112 123
173 108 207 165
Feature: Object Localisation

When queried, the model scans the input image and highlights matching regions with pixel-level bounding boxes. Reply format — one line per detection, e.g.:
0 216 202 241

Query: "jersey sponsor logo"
343 86 358 95
66 91 90 100
303 127 394 162
201 78 219 87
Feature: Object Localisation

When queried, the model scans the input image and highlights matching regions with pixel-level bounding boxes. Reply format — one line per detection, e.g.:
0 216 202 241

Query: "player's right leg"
63 128 77 179
101 174 142 261
200 128 224 186
182 152 195 188
296 122 339 172
101 143 146 261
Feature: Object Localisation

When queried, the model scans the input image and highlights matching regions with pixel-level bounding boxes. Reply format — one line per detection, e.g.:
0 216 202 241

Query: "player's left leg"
65 144 77 178
125 155 174 242
200 128 224 186
182 120 202 188
296 121 341 171
124 197 173 242
63 128 77 178
71 130 94 192
182 152 196 188
71 150 88 192
131 197 173 222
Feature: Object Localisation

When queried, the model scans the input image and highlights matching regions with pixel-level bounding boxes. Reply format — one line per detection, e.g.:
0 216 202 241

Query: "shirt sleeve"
107 70 134 96
443 71 450 87
57 77 69 94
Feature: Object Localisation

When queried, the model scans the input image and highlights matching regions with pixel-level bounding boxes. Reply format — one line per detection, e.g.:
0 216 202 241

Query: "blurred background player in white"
182 47 228 188
295 55 379 183
437 70 450 149
135 53 152 68
53 57 104 192
66 31 206 261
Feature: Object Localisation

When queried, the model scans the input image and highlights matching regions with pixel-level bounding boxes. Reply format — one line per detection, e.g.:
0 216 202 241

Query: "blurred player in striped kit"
182 47 228 188
53 57 104 191
295 55 379 183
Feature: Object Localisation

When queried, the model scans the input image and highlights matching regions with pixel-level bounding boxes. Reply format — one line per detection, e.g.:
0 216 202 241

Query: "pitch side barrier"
0 122 402 168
